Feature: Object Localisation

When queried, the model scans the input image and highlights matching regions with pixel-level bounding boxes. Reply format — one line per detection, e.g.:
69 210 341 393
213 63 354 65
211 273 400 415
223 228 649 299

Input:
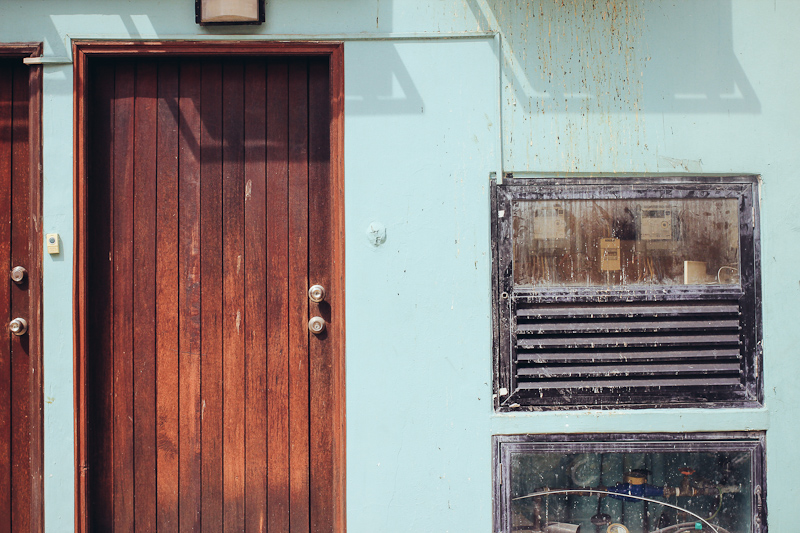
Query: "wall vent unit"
492 433 767 533
491 175 762 410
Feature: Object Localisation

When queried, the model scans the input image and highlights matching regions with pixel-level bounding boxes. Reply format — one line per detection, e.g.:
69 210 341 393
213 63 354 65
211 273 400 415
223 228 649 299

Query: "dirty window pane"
510 450 752 533
512 199 740 287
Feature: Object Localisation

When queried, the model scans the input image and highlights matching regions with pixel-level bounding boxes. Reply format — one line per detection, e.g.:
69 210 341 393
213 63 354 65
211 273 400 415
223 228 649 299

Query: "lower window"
493 433 766 533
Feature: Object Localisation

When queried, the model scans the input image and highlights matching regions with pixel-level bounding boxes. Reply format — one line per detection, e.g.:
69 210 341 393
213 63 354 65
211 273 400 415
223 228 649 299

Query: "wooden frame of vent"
491 174 762 411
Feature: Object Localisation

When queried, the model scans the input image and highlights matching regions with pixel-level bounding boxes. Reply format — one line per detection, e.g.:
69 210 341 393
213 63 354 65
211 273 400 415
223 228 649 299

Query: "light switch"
46 233 60 255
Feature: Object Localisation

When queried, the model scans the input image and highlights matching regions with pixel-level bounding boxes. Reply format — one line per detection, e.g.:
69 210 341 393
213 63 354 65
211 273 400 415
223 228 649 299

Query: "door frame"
0 42 44 533
72 41 346 533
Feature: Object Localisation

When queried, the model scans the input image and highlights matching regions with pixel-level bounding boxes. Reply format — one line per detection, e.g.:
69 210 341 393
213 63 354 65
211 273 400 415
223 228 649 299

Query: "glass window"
512 199 740 287
495 434 765 533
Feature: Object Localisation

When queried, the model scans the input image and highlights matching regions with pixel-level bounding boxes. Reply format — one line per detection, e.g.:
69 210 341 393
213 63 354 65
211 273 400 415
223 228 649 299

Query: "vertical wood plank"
329 46 347 533
178 59 203 533
156 60 181 533
222 60 246 533
10 59 31 533
266 60 291 533
76 48 90 533
112 60 136 533
26 56 44 533
86 58 116 532
200 60 224 533
243 59 268 533
0 60 13 533
287 59 310 533
133 60 158 533
307 57 334 533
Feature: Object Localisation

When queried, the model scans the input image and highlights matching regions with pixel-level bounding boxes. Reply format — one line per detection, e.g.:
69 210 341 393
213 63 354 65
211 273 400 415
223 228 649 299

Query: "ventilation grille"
514 299 743 391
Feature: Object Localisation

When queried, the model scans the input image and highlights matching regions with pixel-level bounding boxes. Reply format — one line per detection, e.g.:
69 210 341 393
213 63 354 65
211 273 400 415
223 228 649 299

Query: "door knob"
9 318 28 336
10 266 27 284
308 284 326 303
308 316 326 334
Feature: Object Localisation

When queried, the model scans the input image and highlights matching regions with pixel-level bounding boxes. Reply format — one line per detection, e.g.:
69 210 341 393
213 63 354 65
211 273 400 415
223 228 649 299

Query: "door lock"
10 266 27 284
308 316 326 334
9 317 28 336
308 284 326 303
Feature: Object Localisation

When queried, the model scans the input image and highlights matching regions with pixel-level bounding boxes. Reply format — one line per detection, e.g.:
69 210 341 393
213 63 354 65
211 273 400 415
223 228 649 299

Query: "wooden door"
82 54 343 533
0 53 42 533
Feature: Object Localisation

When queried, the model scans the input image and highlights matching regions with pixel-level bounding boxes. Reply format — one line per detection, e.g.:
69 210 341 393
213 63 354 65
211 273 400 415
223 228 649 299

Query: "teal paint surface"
0 1 797 531
41 64 75 531
345 39 499 532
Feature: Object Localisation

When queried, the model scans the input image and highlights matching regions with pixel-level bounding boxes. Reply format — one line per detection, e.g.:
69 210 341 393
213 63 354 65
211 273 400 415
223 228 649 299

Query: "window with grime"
493 433 766 533
491 176 762 410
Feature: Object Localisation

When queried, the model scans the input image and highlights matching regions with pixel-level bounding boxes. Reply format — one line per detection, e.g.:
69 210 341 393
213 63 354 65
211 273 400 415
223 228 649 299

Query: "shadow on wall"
32 0 422 117
642 0 759 113
344 42 425 116
32 0 386 56
465 0 760 115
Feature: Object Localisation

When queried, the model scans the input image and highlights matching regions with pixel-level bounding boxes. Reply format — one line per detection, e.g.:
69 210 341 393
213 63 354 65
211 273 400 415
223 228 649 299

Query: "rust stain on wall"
470 0 650 170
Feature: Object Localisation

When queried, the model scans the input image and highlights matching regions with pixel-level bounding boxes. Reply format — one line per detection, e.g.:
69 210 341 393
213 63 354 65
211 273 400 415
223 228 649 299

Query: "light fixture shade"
196 0 265 25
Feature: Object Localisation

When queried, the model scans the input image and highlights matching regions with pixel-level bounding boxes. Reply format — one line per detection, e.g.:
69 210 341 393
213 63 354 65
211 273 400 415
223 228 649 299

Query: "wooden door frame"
0 42 44 533
72 41 345 533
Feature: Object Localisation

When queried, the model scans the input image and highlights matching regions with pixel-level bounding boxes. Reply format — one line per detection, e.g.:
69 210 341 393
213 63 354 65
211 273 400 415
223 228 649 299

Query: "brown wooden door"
0 51 43 533
84 55 341 533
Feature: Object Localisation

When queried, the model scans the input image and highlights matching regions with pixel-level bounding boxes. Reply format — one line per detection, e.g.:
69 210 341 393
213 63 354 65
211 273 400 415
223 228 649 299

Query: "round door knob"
9 317 28 336
10 266 27 284
308 284 326 303
308 316 326 334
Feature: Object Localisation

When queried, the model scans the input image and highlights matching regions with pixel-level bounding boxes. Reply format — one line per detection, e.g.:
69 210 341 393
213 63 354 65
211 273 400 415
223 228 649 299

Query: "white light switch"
46 233 60 255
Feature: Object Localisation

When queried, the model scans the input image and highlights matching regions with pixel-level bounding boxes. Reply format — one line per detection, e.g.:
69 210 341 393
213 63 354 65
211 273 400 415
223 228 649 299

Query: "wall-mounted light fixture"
196 0 265 25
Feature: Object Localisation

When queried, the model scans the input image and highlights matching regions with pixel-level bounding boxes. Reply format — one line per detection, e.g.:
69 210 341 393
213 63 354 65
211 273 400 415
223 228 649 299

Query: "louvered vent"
514 299 743 393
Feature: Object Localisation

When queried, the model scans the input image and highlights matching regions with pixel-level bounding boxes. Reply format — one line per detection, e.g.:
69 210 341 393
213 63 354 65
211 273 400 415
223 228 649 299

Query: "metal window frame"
492 432 767 533
491 175 762 411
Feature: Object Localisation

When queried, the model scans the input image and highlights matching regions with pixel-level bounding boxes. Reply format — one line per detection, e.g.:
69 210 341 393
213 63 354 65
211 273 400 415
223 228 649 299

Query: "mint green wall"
1 0 797 531
345 39 498 531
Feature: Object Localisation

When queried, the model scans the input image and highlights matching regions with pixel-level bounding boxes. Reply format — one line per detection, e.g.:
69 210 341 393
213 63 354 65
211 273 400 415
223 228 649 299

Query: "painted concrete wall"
345 39 498 531
1 0 798 531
